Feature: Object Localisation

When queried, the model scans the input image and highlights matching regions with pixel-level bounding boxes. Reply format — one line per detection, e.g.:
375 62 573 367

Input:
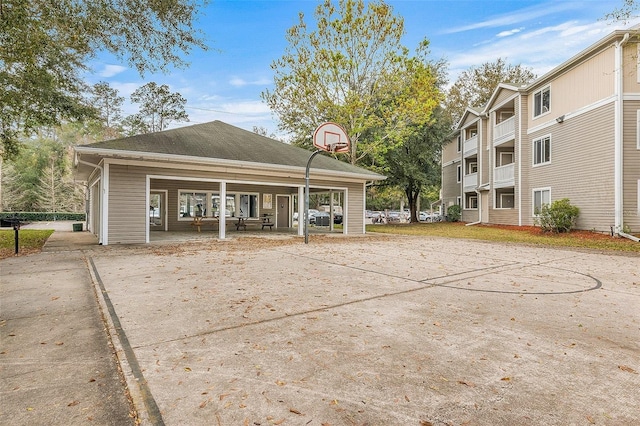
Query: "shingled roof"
78 120 383 179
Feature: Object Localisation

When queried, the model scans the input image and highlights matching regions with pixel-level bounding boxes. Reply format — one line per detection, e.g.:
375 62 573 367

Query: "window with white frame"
179 190 259 220
495 190 514 209
533 135 550 165
637 110 640 149
499 151 514 166
466 194 478 209
533 86 550 117
457 135 461 152
467 161 478 174
533 188 551 216
457 165 462 183
456 196 462 206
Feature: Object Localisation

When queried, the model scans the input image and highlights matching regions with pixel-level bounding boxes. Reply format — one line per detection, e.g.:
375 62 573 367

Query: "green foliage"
445 58 536 126
0 212 86 222
0 0 207 158
1 136 84 212
534 198 580 233
124 82 189 135
382 107 451 221
446 205 461 222
262 0 444 165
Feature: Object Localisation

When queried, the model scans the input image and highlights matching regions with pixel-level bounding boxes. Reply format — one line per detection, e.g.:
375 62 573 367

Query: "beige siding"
622 43 640 93
493 88 517 107
107 162 368 244
526 103 615 231
531 48 615 127
622 101 640 233
441 162 460 209
442 137 459 164
108 164 147 244
488 208 518 225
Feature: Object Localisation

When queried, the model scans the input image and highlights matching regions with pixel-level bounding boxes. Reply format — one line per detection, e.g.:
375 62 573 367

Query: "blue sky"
87 0 637 137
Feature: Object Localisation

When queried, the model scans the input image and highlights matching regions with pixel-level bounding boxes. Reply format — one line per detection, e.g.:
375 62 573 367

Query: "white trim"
442 158 461 167
533 85 551 118
488 92 518 112
532 134 552 167
102 162 109 245
297 187 304 236
637 110 640 150
74 148 383 182
219 181 226 239
145 176 150 243
527 96 614 135
456 165 462 183
532 187 551 217
518 96 522 226
343 187 349 235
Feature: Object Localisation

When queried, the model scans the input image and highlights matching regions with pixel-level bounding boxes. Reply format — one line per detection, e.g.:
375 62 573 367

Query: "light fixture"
556 115 565 123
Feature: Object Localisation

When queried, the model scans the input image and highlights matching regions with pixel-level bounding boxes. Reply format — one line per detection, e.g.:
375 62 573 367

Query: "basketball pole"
305 149 323 244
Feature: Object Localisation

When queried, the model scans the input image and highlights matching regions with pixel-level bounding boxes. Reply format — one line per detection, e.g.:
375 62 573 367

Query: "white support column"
298 186 304 236
329 190 334 231
102 162 109 245
219 181 227 239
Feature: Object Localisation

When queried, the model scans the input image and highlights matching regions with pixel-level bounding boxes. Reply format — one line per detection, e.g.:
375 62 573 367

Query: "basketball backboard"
312 122 350 153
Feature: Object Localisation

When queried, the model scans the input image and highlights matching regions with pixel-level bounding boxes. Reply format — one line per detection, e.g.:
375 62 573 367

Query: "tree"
0 0 207 159
262 0 443 166
125 82 189 135
604 0 638 22
445 58 536 126
382 107 452 222
90 82 125 139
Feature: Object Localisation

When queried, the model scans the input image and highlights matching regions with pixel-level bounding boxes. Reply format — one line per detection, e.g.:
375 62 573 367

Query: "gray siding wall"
442 161 460 210
623 101 640 233
525 103 615 231
107 162 367 244
108 164 147 244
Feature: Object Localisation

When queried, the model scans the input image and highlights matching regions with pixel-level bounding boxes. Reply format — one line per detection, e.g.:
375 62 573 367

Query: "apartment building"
441 26 640 236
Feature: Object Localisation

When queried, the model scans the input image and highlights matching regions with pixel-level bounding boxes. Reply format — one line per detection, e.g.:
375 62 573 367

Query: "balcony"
463 135 478 158
463 172 477 192
493 116 515 146
493 163 515 188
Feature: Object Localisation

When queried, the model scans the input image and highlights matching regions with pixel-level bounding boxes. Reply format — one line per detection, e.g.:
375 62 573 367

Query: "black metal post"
13 219 20 255
305 150 323 244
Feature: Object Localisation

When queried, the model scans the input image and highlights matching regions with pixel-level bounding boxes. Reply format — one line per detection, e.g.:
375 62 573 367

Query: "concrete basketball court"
85 233 639 425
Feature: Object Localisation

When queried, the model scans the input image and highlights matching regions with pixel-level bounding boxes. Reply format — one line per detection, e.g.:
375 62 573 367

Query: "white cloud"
444 2 576 34
98 64 128 78
497 28 523 38
229 77 272 87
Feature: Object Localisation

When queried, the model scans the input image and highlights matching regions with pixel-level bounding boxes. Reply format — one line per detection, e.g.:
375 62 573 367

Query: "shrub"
0 212 86 222
535 198 579 233
447 205 461 222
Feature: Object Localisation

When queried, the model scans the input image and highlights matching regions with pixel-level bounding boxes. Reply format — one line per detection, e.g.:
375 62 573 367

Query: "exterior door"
149 191 166 231
277 196 289 228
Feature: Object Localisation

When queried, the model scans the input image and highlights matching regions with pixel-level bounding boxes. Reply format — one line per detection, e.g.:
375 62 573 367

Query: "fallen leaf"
420 421 434 426
586 415 595 424
289 408 302 415
68 400 80 407
457 380 476 387
501 377 511 381
55 341 64 346
618 365 637 374
184 367 192 372
273 419 285 425
199 399 209 408
276 380 286 386
51 296 60 301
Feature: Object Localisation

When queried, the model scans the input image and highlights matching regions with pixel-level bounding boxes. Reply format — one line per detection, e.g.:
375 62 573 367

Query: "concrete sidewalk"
2 228 639 425
0 248 134 424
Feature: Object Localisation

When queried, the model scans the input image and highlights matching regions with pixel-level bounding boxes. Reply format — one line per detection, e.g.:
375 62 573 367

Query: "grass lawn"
0 229 54 259
366 222 640 253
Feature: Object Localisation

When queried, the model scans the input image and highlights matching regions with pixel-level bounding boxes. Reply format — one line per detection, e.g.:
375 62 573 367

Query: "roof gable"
77 121 383 179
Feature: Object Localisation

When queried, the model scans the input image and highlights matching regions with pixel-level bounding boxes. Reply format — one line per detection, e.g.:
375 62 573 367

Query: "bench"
233 217 275 231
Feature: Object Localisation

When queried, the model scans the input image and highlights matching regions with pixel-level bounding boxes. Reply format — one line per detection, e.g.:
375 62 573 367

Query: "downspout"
76 156 104 245
614 33 629 237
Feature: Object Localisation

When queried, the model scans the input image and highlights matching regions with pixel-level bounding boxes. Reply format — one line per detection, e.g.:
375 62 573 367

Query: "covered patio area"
75 121 384 245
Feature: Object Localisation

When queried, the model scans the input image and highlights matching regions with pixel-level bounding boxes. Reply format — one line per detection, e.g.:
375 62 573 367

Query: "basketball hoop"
313 122 350 153
327 142 349 153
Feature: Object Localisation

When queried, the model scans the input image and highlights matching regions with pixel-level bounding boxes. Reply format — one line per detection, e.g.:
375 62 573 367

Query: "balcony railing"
493 163 515 187
463 135 478 157
493 116 515 144
463 172 477 191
